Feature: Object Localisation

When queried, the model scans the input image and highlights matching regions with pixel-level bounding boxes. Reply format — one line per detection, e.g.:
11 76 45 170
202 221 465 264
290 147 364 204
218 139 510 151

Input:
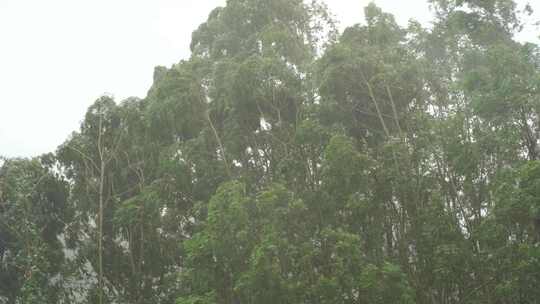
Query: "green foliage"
0 157 70 302
6 0 540 303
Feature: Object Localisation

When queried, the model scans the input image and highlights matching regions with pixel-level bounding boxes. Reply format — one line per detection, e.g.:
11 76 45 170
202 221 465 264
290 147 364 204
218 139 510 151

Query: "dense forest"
2 0 540 303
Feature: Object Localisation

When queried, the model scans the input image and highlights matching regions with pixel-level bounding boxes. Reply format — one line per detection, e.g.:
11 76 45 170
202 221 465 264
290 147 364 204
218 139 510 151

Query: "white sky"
0 0 538 158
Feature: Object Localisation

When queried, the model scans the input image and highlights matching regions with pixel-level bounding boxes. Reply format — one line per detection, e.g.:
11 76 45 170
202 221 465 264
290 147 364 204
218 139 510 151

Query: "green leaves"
8 0 540 303
322 135 371 200
0 157 70 302
359 263 415 304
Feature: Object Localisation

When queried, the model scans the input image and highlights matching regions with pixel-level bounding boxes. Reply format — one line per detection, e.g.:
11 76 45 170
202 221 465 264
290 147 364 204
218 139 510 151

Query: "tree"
7 1 540 303
0 156 70 303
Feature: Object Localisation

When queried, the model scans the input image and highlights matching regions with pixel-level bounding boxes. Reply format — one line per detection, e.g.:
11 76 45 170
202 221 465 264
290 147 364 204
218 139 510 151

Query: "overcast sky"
1 0 538 158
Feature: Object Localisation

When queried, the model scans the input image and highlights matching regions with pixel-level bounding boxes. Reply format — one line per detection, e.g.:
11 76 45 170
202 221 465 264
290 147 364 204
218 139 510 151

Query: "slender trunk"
99 158 105 304
198 92 231 178
363 74 390 137
98 111 105 304
205 108 231 178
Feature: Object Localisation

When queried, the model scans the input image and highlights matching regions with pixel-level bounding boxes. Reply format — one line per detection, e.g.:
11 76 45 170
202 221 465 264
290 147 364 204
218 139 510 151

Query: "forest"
2 0 540 303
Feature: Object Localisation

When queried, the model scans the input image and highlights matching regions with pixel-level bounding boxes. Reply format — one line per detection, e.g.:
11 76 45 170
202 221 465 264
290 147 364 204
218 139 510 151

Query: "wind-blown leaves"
3 0 540 303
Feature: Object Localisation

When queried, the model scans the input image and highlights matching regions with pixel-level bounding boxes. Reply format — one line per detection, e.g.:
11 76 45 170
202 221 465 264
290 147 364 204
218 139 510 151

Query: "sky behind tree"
0 0 538 157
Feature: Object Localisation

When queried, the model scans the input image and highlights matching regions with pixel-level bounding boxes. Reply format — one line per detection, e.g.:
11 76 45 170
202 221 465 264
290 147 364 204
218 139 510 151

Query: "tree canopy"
2 0 540 303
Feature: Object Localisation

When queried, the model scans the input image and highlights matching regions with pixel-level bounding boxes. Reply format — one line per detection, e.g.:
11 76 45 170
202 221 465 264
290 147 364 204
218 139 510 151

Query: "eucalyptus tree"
6 0 540 303
0 156 70 303
57 96 139 303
